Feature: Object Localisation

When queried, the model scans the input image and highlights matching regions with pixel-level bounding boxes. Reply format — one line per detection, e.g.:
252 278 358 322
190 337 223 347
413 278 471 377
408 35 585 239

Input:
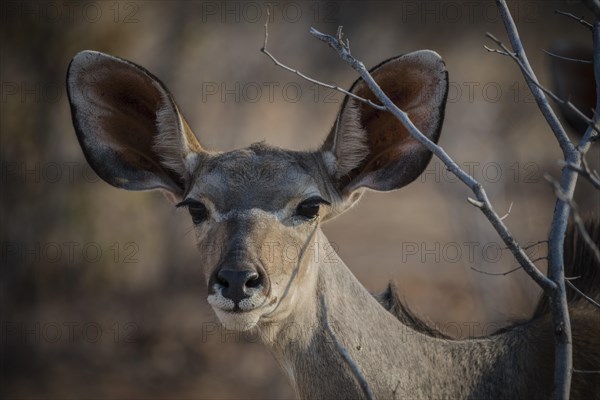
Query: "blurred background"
1 0 598 398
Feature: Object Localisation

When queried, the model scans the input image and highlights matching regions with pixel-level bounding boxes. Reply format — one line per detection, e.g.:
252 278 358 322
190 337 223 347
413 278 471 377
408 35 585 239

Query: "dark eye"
177 200 209 225
296 197 330 220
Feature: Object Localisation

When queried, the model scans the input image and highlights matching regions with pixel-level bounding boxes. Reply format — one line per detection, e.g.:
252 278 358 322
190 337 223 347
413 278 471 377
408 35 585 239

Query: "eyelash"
296 197 331 220
176 200 209 225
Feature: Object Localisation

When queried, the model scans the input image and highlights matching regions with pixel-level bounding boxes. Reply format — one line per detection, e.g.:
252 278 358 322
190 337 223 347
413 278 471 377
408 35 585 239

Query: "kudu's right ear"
320 50 448 211
67 50 204 200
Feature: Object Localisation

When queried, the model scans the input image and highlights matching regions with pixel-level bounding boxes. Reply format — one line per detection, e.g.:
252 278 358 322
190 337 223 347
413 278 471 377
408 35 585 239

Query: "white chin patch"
212 308 261 331
207 287 269 331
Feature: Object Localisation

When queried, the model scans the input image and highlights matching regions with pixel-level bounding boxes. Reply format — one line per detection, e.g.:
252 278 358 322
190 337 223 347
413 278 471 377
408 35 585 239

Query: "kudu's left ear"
67 50 204 200
321 50 448 200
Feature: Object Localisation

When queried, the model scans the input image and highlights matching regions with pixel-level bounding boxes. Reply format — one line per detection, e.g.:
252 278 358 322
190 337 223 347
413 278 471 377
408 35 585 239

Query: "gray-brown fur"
67 49 600 399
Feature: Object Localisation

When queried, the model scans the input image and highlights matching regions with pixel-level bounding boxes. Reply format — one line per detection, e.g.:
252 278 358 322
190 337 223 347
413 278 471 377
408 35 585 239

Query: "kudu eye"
176 199 209 225
296 197 330 220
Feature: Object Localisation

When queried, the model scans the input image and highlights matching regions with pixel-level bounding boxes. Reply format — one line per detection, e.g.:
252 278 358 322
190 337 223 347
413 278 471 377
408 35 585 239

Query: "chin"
212 308 262 331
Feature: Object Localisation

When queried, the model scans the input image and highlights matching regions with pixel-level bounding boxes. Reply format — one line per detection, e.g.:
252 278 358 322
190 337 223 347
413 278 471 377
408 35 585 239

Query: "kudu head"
67 50 448 331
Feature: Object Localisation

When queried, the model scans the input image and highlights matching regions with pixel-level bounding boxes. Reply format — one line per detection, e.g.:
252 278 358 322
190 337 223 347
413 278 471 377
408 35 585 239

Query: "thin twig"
320 295 374 400
483 44 514 56
561 159 600 190
572 369 600 374
485 32 600 138
555 10 593 29
260 10 385 111
565 280 600 309
578 20 600 154
471 265 522 276
547 175 600 267
467 197 485 208
500 202 513 221
542 49 593 64
471 256 547 276
521 240 548 251
583 0 600 18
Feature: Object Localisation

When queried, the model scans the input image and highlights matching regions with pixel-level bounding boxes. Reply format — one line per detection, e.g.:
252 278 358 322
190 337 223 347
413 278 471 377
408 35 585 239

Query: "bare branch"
561 159 600 190
542 49 593 64
582 0 600 19
500 202 514 221
579 20 600 154
308 25 555 292
320 295 374 400
485 32 600 139
565 276 582 281
547 175 600 267
565 280 600 310
478 2 600 398
521 240 548 251
471 256 547 277
572 368 600 374
260 10 385 111
555 10 593 29
471 265 522 276
467 197 485 208
486 9 573 154
483 44 514 57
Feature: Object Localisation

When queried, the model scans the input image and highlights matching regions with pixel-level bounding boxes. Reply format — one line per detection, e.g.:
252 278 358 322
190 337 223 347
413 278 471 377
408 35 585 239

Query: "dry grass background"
1 1 598 399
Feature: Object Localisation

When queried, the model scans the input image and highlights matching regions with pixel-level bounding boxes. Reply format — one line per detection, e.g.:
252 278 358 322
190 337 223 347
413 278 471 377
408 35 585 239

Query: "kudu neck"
257 230 545 399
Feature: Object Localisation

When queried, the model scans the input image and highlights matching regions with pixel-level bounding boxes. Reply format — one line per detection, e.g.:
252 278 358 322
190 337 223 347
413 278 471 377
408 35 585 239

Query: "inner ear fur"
67 50 203 195
322 50 448 194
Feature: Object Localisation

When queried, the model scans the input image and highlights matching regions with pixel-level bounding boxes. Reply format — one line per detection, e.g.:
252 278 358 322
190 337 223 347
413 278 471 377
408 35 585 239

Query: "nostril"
215 269 263 298
245 272 261 288
216 271 229 288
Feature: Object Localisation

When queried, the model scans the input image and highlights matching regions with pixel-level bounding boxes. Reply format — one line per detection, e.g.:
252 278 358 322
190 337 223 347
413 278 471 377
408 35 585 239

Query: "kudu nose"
216 269 263 304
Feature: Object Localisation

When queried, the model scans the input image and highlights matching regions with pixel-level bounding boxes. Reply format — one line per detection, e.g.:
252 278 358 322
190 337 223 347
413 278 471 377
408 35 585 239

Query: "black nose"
216 269 263 304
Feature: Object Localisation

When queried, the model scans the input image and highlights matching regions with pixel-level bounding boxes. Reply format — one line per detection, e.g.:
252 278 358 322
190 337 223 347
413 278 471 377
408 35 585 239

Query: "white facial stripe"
213 207 285 223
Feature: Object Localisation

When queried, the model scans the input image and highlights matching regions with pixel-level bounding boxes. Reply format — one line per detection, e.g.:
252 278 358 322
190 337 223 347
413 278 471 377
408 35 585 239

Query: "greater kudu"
67 50 600 399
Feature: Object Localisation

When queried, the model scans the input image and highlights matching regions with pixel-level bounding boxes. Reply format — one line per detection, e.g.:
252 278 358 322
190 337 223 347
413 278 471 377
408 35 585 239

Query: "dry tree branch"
572 368 600 374
565 280 600 309
320 295 374 400
470 266 523 276
520 240 548 251
547 175 600 268
500 202 514 221
306 26 554 293
260 10 385 111
561 159 600 190
542 49 593 64
491 2 600 397
471 256 547 277
484 33 599 139
582 0 600 19
555 10 593 30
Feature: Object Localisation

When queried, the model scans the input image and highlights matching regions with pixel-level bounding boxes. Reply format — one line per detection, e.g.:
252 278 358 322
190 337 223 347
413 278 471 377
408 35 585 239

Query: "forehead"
189 144 322 211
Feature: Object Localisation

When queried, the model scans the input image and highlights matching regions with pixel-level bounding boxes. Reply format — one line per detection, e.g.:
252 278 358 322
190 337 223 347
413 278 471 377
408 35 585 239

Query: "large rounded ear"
66 50 204 199
321 50 448 204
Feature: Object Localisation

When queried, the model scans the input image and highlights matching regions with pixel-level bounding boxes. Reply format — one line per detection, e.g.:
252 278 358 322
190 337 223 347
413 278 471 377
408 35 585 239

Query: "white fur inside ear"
153 92 202 179
154 94 185 172
330 100 369 179
184 152 200 173
322 151 337 177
